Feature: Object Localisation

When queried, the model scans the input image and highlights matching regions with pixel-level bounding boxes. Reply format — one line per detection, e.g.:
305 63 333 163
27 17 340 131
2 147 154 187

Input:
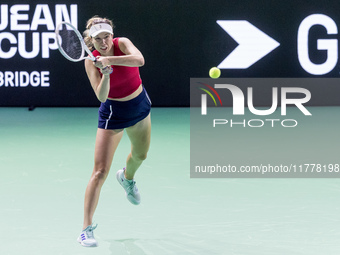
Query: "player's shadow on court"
109 239 147 255
108 238 218 255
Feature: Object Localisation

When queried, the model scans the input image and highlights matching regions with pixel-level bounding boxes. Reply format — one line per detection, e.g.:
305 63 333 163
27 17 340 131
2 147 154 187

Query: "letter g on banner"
298 14 338 75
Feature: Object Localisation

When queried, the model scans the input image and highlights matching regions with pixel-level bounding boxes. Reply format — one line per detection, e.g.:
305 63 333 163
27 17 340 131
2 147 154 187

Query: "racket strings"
58 26 84 60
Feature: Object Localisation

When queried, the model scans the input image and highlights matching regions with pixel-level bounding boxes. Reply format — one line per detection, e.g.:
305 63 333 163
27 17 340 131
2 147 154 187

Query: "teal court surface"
1 107 340 255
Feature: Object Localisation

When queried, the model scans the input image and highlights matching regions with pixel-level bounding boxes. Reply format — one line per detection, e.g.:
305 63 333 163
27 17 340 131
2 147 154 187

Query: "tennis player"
77 16 151 247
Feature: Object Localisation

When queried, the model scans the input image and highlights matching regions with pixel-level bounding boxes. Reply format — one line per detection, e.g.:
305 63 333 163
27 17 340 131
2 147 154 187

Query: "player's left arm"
96 37 144 67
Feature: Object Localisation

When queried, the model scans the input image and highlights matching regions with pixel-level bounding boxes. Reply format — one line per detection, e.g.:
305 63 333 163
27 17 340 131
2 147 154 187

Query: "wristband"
101 66 113 75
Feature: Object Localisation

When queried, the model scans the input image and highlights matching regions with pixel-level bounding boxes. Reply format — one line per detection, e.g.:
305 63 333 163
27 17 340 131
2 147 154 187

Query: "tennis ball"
209 67 221 79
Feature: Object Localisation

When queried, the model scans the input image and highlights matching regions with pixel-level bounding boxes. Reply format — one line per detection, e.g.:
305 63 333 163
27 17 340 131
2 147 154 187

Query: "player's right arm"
85 59 110 103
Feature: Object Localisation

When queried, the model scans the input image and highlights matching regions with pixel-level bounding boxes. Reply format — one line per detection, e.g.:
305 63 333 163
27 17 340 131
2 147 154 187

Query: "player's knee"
92 167 109 181
134 152 148 162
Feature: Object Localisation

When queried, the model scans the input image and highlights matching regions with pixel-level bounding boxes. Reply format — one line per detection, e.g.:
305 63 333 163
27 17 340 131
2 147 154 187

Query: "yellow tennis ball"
209 67 221 79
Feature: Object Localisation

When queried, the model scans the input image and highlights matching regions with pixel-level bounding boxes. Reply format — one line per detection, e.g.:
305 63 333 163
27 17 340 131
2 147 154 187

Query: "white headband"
89 23 113 37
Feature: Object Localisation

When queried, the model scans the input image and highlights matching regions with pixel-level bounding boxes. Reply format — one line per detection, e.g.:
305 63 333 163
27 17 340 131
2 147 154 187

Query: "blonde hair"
83 16 115 51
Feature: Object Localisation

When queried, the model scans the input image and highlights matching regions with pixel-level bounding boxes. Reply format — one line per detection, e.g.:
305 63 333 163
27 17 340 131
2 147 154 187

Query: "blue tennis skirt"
98 87 151 130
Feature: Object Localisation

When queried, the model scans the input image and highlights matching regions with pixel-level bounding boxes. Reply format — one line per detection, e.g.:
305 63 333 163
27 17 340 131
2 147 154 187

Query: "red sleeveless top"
92 38 142 99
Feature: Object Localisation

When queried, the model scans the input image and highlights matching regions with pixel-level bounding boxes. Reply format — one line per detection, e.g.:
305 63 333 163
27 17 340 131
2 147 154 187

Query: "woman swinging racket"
77 16 151 247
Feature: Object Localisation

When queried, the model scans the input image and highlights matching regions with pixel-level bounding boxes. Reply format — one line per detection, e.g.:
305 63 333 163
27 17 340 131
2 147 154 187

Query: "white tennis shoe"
77 223 98 247
116 168 141 205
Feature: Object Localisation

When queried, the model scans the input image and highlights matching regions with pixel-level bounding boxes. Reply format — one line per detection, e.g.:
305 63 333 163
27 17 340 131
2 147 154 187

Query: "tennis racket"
55 21 96 62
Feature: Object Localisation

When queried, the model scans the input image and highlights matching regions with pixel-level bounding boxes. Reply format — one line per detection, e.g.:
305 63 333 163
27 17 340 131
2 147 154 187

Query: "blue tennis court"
1 107 340 255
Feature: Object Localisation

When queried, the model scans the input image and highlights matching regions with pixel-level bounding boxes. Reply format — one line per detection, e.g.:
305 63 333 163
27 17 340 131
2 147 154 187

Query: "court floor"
1 107 340 255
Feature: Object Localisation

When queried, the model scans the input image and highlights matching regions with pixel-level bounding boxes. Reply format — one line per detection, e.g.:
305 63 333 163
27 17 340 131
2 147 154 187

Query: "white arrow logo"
217 20 280 69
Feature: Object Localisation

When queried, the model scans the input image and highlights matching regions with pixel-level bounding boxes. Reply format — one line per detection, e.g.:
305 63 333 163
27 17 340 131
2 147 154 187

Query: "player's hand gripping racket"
55 21 96 62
